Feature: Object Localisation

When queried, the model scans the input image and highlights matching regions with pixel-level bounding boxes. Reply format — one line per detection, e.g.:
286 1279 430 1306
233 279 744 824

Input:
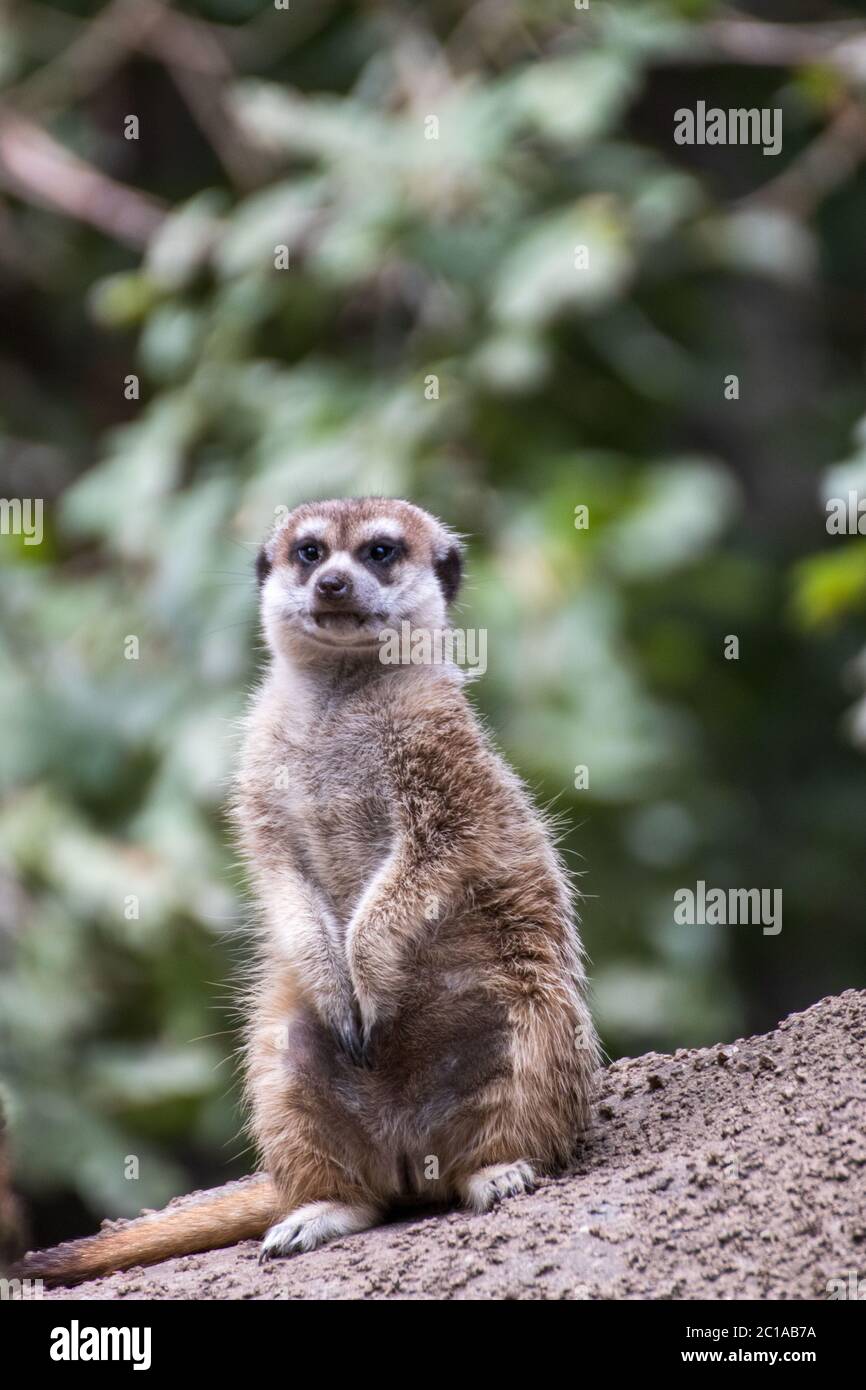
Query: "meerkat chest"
271 717 393 911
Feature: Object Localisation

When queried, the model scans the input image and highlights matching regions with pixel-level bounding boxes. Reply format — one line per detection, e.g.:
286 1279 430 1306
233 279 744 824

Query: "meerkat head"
256 497 463 664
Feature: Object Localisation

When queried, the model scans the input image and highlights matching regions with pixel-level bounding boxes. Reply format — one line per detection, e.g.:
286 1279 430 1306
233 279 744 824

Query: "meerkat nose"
316 572 353 600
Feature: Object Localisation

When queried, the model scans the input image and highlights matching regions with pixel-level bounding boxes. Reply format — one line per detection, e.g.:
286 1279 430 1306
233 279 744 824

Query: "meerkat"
17 497 598 1283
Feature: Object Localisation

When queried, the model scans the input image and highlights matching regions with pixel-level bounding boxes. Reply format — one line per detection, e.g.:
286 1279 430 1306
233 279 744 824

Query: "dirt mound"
44 990 866 1300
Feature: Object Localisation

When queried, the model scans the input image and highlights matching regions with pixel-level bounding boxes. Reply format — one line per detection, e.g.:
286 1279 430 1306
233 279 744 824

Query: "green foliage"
0 0 864 1229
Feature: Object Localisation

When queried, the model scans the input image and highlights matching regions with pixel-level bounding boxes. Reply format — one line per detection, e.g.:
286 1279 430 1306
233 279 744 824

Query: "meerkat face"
256 498 463 661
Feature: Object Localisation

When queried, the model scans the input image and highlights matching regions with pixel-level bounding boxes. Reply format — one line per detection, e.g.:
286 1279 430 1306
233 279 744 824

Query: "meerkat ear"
255 546 272 589
434 540 463 606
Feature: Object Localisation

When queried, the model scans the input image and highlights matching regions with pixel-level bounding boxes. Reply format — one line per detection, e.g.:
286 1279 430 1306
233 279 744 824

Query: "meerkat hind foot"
460 1161 537 1214
258 1199 380 1262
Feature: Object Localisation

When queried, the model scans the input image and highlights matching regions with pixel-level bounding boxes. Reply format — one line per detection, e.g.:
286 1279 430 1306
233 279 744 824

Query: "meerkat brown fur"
237 496 599 1259
16 496 598 1282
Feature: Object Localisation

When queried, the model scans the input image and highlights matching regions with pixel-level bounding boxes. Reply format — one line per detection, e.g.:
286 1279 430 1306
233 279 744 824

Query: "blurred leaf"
492 197 633 327
791 547 866 628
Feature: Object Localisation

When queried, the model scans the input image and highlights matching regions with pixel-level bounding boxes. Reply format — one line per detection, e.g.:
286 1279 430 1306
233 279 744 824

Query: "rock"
40 991 866 1302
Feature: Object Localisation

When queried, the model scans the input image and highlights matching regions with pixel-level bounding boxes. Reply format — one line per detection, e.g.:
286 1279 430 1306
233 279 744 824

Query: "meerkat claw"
461 1161 538 1214
259 1201 380 1261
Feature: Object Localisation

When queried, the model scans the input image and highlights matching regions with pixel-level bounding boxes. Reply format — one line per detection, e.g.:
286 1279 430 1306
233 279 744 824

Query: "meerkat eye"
368 541 397 564
297 543 321 565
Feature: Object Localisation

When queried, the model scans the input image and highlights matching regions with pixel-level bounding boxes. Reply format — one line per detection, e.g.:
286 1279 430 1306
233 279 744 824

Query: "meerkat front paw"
459 1161 537 1214
258 1200 380 1262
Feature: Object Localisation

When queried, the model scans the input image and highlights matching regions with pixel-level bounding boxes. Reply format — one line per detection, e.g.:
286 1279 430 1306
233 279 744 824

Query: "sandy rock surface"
44 990 866 1300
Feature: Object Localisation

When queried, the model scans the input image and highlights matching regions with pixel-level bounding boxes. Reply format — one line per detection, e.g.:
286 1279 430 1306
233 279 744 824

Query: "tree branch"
0 111 166 248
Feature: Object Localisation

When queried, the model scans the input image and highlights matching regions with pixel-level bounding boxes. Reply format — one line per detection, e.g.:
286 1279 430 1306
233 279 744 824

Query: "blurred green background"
1 0 865 1246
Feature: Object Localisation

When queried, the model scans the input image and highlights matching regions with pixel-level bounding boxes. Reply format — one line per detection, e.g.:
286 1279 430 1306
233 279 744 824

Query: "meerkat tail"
13 1174 278 1287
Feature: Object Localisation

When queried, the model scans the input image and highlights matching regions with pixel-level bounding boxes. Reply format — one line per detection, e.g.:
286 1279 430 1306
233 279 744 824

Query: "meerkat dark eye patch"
293 538 327 567
364 538 403 566
255 546 272 589
435 543 463 604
